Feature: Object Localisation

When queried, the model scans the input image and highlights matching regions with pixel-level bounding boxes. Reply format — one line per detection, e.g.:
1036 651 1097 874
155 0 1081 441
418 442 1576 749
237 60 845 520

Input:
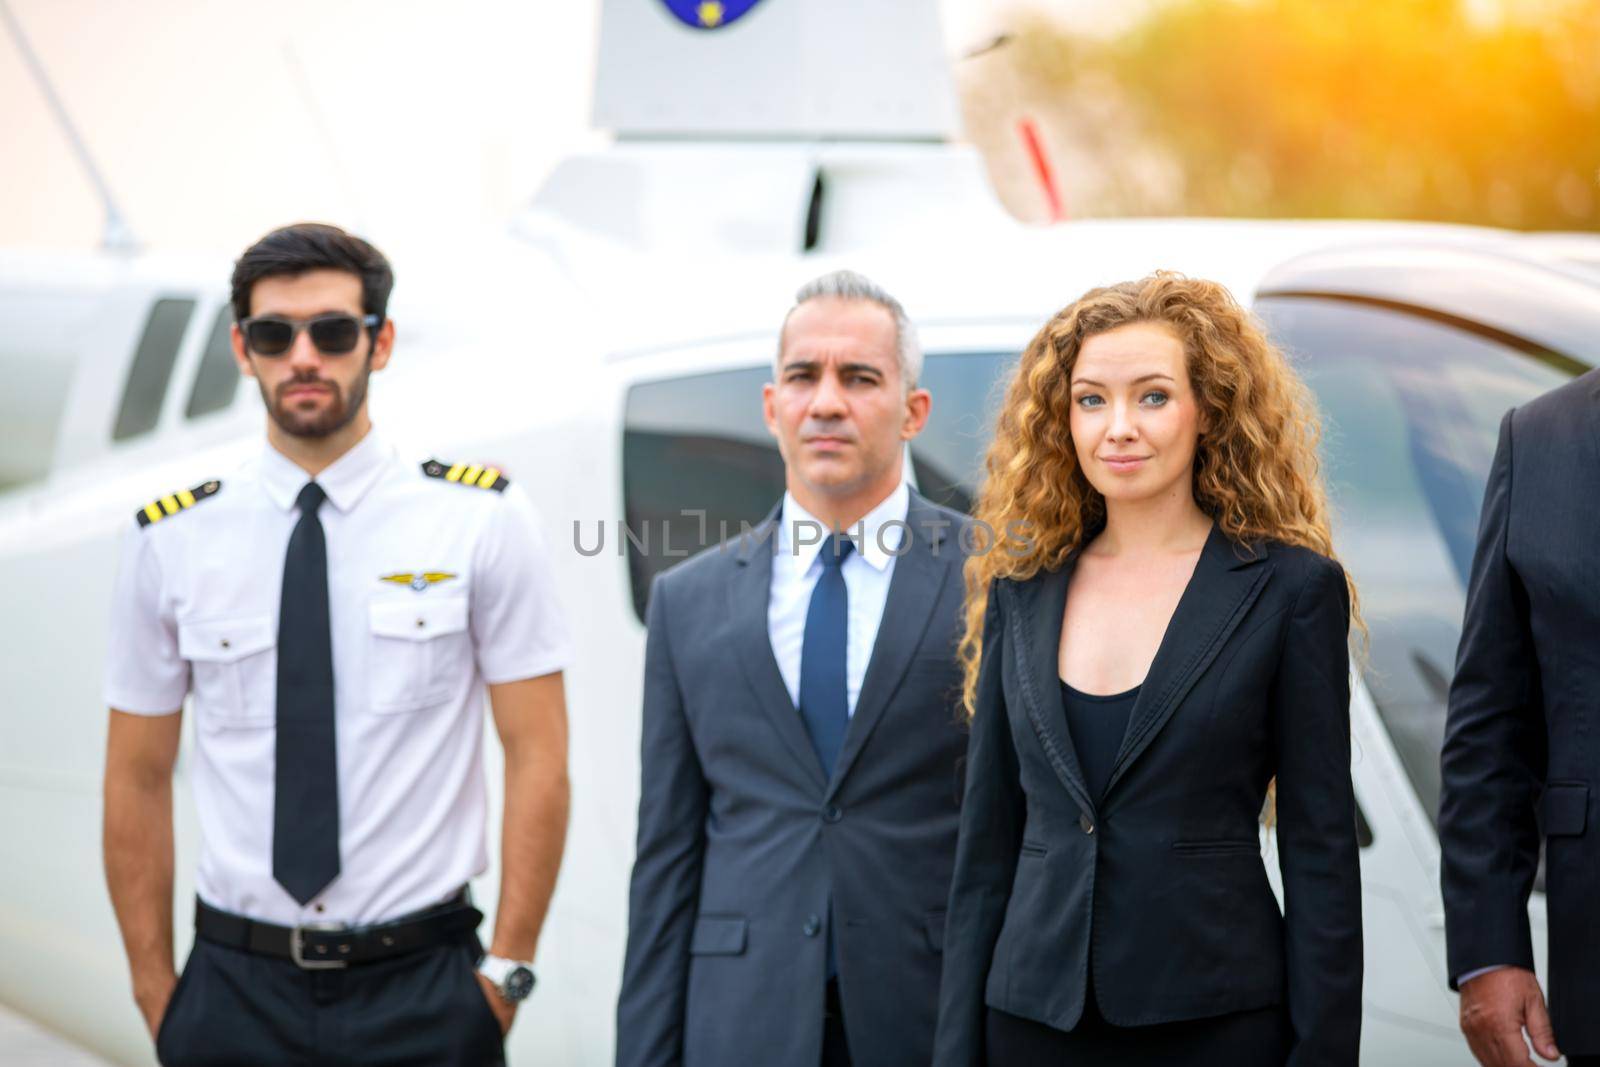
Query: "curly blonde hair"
959 271 1360 717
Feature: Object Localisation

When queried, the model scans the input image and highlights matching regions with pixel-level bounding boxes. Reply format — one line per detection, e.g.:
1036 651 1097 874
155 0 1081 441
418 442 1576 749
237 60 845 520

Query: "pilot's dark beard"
262 356 371 439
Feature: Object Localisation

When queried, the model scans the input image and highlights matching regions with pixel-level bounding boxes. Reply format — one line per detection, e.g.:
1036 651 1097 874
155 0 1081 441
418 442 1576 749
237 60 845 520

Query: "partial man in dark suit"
1440 368 1600 1067
616 270 971 1067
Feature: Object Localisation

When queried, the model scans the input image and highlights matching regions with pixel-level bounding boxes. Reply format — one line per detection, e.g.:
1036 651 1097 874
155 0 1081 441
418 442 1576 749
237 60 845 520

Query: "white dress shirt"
768 480 909 716
104 429 571 926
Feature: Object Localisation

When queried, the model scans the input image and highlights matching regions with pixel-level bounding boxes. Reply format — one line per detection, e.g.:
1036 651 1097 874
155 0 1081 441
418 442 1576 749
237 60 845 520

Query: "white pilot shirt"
768 479 909 715
103 429 571 927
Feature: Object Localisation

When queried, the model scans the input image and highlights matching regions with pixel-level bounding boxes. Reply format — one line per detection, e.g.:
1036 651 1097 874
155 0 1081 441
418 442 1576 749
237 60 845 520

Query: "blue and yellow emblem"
659 0 764 30
380 571 457 593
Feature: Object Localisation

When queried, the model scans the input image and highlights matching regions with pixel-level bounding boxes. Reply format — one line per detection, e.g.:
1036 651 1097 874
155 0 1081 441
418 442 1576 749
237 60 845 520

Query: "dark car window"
113 297 195 441
1256 295 1583 827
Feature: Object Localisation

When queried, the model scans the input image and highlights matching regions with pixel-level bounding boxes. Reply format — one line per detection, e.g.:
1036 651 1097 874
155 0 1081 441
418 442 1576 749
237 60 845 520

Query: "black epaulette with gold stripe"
135 479 222 527
421 459 509 492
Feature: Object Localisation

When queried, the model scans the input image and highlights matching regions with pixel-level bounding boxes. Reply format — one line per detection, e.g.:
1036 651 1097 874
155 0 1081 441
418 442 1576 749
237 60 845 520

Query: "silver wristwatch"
477 954 537 1003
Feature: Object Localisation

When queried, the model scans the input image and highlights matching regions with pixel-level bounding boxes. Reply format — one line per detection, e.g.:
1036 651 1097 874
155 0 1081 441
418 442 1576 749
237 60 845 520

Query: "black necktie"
273 482 340 905
799 534 853 778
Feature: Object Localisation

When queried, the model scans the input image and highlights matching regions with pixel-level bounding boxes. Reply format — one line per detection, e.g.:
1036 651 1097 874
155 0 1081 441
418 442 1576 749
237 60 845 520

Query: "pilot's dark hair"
230 223 394 324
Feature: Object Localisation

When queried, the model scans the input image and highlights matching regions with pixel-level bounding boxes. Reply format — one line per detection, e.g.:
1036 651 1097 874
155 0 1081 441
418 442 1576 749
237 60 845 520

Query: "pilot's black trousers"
155 934 506 1067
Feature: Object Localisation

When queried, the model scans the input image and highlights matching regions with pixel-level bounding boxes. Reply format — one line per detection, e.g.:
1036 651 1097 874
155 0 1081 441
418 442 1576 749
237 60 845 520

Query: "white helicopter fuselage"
4 0 1591 1060
0 140 1570 1064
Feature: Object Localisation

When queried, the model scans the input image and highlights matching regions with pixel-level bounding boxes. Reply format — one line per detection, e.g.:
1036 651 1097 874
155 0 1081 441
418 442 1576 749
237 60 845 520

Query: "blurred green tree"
1005 0 1599 228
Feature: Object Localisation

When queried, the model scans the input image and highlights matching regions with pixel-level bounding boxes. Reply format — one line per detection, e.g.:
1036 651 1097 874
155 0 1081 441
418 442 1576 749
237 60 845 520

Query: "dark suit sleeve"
1438 409 1543 984
933 582 1025 1067
616 575 709 1067
1272 557 1363 1066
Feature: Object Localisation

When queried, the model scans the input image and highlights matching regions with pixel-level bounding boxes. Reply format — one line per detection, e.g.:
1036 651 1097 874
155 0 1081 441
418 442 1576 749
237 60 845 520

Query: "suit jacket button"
822 804 842 824
1079 813 1095 835
803 915 821 937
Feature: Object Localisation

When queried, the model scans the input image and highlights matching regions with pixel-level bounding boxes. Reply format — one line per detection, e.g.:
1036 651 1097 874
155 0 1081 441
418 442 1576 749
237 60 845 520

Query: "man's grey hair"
776 269 924 390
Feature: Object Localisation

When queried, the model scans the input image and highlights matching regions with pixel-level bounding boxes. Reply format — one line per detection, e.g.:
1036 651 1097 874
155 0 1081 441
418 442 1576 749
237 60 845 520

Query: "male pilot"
1440 367 1600 1067
103 223 571 1066
617 271 971 1067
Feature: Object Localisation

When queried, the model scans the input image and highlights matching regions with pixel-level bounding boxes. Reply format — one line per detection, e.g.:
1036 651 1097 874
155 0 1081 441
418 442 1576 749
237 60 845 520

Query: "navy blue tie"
273 482 340 905
799 534 853 778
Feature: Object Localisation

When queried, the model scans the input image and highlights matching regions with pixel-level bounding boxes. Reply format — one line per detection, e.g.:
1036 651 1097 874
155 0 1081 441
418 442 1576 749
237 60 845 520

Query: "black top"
1060 680 1138 803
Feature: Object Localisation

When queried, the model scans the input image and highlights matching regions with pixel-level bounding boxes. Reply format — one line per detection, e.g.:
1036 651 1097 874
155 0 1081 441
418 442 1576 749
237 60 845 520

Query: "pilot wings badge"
379 571 458 593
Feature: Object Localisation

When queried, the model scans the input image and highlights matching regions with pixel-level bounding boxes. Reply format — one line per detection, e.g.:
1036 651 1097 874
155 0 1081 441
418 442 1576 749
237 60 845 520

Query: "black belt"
194 890 482 971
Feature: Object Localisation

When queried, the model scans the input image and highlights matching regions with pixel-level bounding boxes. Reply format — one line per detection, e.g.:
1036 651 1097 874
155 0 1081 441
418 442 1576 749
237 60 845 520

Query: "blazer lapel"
1008 556 1096 817
729 503 829 793
825 493 952 801
1102 524 1272 798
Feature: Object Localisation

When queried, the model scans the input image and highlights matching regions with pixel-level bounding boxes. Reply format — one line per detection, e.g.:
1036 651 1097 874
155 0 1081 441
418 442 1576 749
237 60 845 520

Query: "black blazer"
934 524 1362 1067
617 490 971 1067
1440 369 1600 1054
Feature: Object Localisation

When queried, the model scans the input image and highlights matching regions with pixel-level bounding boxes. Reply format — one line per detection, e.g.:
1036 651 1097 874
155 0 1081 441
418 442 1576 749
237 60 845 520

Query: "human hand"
476 970 517 1036
1459 966 1559 1066
134 970 178 1041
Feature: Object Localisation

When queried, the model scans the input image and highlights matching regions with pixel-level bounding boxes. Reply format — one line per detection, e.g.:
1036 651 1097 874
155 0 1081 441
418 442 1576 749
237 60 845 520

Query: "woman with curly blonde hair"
932 273 1362 1066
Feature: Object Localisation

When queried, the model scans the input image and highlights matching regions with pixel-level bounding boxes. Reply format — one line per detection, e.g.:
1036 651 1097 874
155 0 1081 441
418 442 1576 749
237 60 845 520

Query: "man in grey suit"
616 271 971 1067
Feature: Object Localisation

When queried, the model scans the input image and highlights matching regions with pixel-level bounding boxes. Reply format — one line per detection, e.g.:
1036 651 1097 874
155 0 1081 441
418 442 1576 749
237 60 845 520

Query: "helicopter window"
908 351 1018 515
185 305 241 418
623 365 783 623
621 352 1016 623
1256 295 1584 829
113 297 195 441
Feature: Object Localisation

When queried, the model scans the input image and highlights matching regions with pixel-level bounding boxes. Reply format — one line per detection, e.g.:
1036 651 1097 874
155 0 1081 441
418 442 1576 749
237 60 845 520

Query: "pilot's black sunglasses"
240 313 382 356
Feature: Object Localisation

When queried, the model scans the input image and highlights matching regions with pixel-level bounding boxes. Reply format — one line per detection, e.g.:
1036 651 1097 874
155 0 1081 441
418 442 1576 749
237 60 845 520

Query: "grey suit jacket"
617 490 971 1067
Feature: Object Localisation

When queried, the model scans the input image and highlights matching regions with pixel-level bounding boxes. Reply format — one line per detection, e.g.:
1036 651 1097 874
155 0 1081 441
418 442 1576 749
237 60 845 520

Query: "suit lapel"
1102 524 1272 798
825 493 952 801
730 503 829 793
1008 556 1096 817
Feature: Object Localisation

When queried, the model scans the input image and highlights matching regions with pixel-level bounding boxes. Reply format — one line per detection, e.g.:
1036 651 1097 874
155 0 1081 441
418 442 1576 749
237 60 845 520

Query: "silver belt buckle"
291 920 351 970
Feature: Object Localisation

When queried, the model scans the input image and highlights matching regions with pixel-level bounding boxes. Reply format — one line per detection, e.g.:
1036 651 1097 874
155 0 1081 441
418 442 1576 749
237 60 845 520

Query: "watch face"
503 965 536 1002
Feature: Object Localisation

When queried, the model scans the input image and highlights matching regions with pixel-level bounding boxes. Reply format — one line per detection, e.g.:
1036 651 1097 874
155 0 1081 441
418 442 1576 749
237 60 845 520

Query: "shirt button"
415 618 426 629
314 903 325 913
822 805 842 824
219 638 231 649
1079 813 1095 835
803 915 821 937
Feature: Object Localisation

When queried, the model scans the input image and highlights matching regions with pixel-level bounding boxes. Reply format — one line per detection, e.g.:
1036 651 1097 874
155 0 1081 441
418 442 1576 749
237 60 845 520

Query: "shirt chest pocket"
178 615 278 729
368 597 471 714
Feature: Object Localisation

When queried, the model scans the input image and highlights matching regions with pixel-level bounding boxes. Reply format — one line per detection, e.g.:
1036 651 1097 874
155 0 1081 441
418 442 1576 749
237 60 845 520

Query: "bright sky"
0 0 605 252
0 0 1128 253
